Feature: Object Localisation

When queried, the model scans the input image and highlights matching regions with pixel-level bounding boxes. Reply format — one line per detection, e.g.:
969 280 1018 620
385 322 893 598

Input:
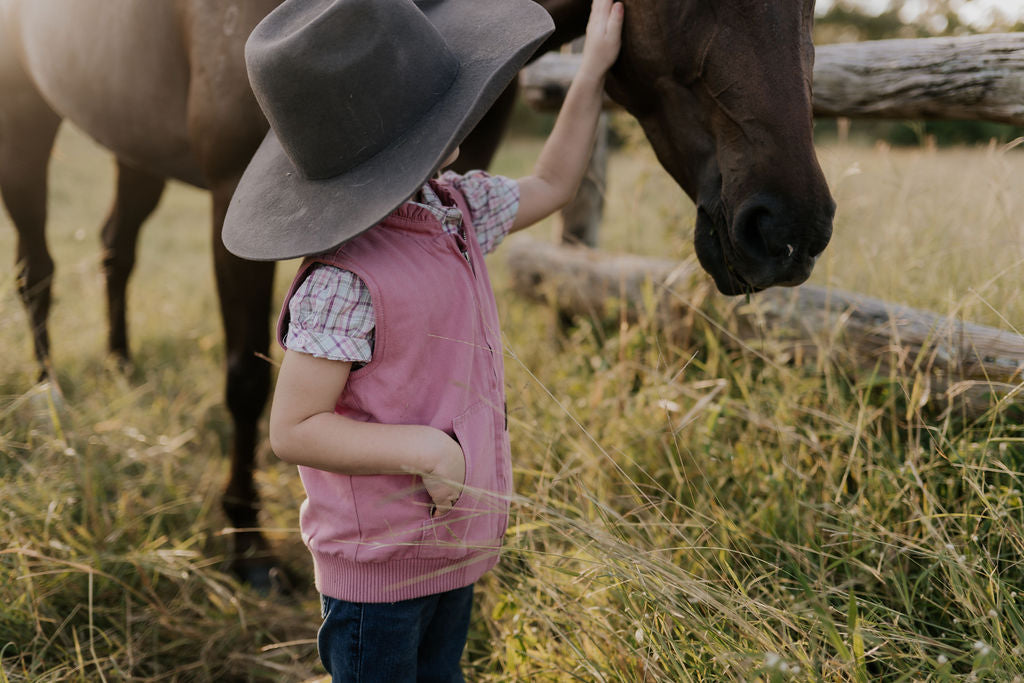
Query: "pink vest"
276 180 510 602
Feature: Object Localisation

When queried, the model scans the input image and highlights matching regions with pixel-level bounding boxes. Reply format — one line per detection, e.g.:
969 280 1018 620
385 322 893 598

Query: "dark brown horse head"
606 0 834 295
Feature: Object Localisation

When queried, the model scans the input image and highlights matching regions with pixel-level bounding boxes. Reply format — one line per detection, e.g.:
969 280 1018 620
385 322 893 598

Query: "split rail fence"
510 33 1024 414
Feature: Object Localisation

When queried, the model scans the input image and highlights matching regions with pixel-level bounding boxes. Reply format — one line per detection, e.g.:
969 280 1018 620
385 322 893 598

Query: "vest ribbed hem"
312 550 500 603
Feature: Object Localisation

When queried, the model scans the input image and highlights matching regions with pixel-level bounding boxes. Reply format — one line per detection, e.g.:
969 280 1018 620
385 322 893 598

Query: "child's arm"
511 0 624 232
269 350 466 515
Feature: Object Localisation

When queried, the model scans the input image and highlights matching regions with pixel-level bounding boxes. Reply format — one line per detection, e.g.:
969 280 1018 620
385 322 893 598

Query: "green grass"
0 123 1022 680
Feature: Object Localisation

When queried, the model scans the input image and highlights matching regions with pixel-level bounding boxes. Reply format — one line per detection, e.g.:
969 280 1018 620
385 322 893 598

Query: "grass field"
0 122 1022 681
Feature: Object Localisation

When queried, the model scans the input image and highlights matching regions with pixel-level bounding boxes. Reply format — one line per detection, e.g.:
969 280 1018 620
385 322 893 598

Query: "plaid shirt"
284 170 519 363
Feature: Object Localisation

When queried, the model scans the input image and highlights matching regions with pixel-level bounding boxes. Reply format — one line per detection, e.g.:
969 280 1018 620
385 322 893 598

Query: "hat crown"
224 0 555 261
246 0 459 180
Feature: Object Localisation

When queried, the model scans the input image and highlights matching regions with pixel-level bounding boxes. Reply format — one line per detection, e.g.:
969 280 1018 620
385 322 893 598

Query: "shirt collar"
413 180 463 233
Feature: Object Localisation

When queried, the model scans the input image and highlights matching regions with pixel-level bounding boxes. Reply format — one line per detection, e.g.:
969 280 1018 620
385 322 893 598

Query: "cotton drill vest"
276 179 510 602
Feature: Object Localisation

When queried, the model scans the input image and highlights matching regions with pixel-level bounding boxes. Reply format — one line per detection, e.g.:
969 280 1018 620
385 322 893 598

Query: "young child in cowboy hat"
223 0 622 678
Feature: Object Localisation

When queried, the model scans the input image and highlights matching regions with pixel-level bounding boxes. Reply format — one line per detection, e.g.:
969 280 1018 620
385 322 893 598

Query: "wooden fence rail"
505 239 1024 415
512 32 1024 414
523 33 1024 244
522 33 1024 125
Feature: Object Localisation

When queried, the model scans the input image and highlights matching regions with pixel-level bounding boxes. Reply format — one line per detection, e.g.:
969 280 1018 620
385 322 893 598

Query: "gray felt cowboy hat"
222 0 555 261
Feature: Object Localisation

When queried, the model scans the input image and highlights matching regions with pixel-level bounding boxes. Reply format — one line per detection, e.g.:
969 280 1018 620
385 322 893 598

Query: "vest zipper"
452 226 474 275
448 210 500 397
456 226 471 264
445 208 473 269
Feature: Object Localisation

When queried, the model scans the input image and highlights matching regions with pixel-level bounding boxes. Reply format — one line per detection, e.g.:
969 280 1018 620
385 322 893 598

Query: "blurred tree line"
813 0 1024 147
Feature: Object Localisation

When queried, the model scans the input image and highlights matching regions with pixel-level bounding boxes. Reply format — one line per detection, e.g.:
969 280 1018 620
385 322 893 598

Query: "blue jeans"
317 584 474 682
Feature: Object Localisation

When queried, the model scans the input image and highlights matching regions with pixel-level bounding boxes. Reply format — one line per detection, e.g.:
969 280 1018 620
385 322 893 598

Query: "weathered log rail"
523 33 1024 243
522 33 1024 125
506 239 1024 414
813 33 1024 125
514 33 1024 414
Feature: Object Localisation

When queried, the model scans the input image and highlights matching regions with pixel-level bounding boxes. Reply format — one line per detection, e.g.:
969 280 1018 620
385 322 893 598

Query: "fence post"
559 112 608 247
557 40 608 248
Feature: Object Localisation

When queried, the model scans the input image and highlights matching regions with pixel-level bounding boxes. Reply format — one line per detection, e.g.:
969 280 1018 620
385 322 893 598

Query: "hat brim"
223 0 554 261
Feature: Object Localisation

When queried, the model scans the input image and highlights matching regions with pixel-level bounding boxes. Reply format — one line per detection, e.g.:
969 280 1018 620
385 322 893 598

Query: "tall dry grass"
0 123 1021 680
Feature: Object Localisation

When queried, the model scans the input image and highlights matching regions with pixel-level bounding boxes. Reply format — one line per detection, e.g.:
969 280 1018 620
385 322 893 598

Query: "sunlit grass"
812 140 1024 331
0 123 1021 680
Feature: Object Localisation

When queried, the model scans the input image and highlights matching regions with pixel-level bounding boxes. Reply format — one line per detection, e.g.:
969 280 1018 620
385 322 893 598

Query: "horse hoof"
234 560 295 596
34 378 65 406
20 379 68 434
112 354 135 376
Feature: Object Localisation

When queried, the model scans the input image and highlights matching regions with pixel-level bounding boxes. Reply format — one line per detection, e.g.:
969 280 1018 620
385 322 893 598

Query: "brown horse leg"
181 0 282 590
210 180 278 590
0 92 62 381
101 161 166 361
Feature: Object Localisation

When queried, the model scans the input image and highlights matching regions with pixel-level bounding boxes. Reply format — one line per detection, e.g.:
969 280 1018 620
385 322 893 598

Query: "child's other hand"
422 428 466 516
581 0 624 79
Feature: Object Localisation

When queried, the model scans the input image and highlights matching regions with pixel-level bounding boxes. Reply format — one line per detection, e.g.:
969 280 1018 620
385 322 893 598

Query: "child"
222 0 623 679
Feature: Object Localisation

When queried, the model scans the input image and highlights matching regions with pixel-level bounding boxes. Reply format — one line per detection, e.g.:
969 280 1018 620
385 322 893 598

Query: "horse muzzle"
695 193 835 295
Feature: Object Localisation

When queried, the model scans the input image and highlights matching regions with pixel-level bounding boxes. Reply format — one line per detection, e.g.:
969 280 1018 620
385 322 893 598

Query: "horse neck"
536 0 590 52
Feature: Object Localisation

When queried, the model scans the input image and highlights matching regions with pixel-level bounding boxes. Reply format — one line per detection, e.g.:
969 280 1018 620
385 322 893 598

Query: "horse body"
1 0 283 585
0 0 834 587
3 0 202 184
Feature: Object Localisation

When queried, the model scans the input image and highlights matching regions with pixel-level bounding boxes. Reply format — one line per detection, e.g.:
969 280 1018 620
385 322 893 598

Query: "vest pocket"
418 401 509 559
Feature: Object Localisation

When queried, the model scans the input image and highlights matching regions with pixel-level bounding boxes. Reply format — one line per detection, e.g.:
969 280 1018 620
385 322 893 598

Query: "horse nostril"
734 201 784 261
725 194 832 289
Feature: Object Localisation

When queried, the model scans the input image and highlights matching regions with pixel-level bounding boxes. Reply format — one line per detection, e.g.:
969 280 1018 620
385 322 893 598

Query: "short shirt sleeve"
441 170 520 255
283 263 375 363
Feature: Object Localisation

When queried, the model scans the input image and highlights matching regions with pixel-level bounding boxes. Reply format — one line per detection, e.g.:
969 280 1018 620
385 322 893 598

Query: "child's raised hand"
421 428 466 516
510 0 623 233
581 0 624 79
